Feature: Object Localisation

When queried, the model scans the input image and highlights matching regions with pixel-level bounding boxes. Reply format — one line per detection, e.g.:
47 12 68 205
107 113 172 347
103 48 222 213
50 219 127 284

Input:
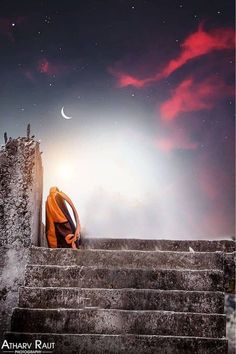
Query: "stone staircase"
5 238 235 354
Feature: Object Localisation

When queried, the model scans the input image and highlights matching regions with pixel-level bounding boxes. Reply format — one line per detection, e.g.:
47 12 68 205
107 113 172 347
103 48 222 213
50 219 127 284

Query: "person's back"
46 186 80 249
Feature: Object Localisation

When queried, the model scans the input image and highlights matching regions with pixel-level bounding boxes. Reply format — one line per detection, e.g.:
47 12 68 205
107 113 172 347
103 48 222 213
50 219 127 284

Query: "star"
44 16 51 24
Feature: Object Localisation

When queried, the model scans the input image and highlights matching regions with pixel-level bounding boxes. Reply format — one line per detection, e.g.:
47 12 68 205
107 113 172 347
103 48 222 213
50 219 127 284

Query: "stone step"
11 308 226 338
4 333 228 354
28 247 224 270
81 238 235 252
24 265 224 291
19 287 225 313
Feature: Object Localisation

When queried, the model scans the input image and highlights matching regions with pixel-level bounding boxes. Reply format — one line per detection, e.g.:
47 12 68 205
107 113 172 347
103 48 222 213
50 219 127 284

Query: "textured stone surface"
81 238 235 252
0 137 43 247
28 247 224 270
6 237 232 353
0 247 29 336
19 287 225 313
4 333 228 354
0 137 43 336
11 308 226 337
24 265 224 291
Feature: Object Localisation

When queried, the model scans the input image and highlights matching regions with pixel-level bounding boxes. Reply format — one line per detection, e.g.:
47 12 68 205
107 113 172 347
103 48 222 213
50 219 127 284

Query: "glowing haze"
0 1 235 239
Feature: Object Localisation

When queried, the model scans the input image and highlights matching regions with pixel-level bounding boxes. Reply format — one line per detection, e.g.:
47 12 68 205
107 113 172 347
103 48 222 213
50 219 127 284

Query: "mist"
42 112 234 240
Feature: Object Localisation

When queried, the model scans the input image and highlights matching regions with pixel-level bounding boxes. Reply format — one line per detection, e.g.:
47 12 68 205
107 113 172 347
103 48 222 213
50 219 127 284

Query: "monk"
46 186 81 249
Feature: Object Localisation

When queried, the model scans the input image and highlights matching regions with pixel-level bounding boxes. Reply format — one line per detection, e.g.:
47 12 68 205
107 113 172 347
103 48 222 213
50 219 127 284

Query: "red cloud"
108 67 155 88
110 25 235 88
160 77 234 121
38 59 50 74
161 26 235 78
37 58 70 76
156 130 198 152
22 58 72 82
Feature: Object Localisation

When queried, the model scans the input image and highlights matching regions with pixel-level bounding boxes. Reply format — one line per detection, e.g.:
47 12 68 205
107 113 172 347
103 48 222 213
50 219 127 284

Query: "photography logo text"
1 340 55 354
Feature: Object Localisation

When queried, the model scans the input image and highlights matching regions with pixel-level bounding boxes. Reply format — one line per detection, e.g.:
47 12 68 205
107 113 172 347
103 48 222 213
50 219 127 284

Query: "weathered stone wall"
0 137 43 335
0 137 43 247
0 247 29 336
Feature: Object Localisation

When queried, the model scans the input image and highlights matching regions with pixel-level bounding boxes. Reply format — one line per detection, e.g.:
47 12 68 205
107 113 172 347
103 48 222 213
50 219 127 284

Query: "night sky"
0 0 235 239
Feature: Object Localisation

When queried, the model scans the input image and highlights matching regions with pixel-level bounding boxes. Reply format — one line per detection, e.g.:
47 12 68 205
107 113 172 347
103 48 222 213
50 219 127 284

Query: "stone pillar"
0 137 43 247
0 136 43 335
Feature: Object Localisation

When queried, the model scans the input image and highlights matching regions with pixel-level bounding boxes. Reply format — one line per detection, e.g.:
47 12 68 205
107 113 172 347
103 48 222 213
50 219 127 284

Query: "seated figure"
46 186 80 249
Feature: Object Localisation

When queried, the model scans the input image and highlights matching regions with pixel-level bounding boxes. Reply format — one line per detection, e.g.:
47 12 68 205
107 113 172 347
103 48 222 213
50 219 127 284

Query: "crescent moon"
61 106 72 120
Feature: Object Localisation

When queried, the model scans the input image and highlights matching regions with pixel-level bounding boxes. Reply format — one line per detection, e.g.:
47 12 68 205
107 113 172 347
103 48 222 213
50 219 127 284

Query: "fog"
42 116 233 240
